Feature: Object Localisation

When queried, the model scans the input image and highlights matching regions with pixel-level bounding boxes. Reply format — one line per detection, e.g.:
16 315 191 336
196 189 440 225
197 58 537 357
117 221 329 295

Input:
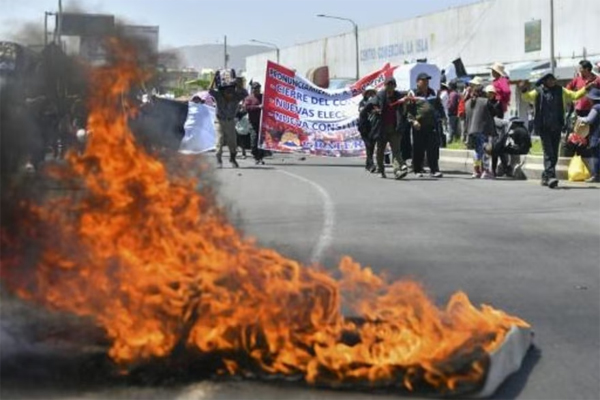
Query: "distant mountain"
172 44 271 72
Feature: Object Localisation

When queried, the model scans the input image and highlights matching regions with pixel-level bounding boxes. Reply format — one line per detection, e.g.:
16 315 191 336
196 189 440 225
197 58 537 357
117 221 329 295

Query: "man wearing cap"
566 60 600 117
490 62 511 118
243 82 266 165
363 77 409 180
520 73 592 188
405 72 446 178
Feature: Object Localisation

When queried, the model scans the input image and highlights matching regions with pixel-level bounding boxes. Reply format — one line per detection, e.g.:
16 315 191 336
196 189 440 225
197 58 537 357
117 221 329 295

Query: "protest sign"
259 62 397 157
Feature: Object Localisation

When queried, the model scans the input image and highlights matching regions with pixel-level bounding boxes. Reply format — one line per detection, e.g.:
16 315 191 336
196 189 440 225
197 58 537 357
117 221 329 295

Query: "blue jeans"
472 132 490 171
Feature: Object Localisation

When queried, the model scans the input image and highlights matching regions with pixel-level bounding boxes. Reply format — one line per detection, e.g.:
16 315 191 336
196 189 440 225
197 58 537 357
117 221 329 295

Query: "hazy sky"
0 0 481 49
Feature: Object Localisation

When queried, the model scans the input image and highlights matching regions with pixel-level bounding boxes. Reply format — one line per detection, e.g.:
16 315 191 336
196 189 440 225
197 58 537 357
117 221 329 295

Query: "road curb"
439 149 587 180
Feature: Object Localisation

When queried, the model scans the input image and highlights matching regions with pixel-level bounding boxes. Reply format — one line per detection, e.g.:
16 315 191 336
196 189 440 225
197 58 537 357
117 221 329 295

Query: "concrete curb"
439 149 583 181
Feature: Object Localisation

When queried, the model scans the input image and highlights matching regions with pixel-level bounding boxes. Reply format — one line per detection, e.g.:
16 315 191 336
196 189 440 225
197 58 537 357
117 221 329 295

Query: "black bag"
505 121 532 155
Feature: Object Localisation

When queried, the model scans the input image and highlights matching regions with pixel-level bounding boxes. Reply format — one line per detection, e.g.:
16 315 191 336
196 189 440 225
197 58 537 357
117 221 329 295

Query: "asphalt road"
2 154 599 400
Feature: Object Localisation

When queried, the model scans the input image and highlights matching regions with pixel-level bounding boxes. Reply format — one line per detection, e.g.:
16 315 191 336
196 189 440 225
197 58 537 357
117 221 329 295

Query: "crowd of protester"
356 60 600 186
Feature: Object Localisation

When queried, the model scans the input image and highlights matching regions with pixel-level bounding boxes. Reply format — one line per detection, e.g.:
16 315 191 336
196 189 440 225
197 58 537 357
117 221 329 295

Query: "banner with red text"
259 62 397 157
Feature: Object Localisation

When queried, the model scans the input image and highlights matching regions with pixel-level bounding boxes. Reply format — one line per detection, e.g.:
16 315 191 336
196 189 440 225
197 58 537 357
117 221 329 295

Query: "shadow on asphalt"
555 186 599 191
266 162 366 168
490 345 542 400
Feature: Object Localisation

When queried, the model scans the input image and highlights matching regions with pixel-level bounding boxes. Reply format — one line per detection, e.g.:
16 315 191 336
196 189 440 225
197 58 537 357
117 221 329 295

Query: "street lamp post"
549 0 555 74
250 39 280 64
317 14 359 80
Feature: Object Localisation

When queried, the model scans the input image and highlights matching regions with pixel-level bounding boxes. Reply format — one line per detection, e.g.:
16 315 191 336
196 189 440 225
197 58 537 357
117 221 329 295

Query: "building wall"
245 0 600 84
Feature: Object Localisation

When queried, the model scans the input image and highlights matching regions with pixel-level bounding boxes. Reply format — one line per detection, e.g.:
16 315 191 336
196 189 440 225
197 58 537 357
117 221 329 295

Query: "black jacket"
363 89 408 140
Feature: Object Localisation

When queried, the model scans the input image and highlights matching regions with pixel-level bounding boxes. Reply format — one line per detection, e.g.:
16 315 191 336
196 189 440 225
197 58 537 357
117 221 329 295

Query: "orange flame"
1 40 528 395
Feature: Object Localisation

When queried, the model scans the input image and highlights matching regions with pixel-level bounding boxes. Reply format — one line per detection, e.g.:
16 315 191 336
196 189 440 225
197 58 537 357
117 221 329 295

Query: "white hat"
490 62 506 77
470 76 484 86
484 85 496 94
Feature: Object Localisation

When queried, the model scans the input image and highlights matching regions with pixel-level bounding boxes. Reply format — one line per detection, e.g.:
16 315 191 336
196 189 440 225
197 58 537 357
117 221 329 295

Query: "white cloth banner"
179 102 217 154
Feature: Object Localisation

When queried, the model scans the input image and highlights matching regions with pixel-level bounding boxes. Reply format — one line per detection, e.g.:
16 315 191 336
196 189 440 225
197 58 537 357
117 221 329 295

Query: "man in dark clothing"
243 82 265 165
210 75 248 168
520 73 589 188
405 73 446 178
358 87 378 172
364 77 409 179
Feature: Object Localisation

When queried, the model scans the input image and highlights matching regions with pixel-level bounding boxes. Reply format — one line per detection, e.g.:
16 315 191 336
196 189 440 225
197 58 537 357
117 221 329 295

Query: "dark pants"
448 115 459 143
401 127 412 161
376 125 404 173
540 128 562 180
412 125 440 173
250 122 265 161
590 142 600 178
361 134 375 169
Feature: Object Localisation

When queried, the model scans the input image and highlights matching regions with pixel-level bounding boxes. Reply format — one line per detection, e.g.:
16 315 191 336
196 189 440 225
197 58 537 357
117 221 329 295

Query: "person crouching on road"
578 88 600 183
358 86 378 172
405 73 446 178
465 84 496 179
520 73 591 188
209 75 249 168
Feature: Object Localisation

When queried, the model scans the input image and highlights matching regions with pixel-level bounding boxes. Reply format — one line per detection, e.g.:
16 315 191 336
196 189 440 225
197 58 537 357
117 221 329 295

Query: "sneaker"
481 171 495 180
471 172 481 179
216 154 223 169
380 171 387 179
431 171 443 178
585 175 600 183
231 159 240 168
414 172 423 178
394 167 408 180
369 165 377 173
541 179 548 187
548 178 559 189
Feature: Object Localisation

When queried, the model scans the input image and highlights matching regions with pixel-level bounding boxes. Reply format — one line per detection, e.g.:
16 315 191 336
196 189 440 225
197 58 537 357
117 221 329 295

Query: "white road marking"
277 169 335 265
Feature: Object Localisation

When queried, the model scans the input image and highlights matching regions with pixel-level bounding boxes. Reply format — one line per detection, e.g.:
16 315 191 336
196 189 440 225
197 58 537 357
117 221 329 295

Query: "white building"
246 0 600 116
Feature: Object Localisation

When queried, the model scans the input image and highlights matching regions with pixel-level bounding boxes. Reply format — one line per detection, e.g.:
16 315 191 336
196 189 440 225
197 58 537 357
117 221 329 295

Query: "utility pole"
224 35 228 69
550 0 555 74
44 12 53 46
54 0 63 45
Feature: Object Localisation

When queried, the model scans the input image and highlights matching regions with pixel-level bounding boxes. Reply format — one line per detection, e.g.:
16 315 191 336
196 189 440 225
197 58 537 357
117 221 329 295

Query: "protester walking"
358 87 378 172
243 82 266 165
364 77 409 179
520 73 591 188
210 72 249 168
465 85 496 179
405 73 446 178
578 88 600 182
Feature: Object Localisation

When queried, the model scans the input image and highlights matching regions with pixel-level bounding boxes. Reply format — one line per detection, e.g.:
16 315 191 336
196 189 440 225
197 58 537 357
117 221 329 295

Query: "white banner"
179 102 217 155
